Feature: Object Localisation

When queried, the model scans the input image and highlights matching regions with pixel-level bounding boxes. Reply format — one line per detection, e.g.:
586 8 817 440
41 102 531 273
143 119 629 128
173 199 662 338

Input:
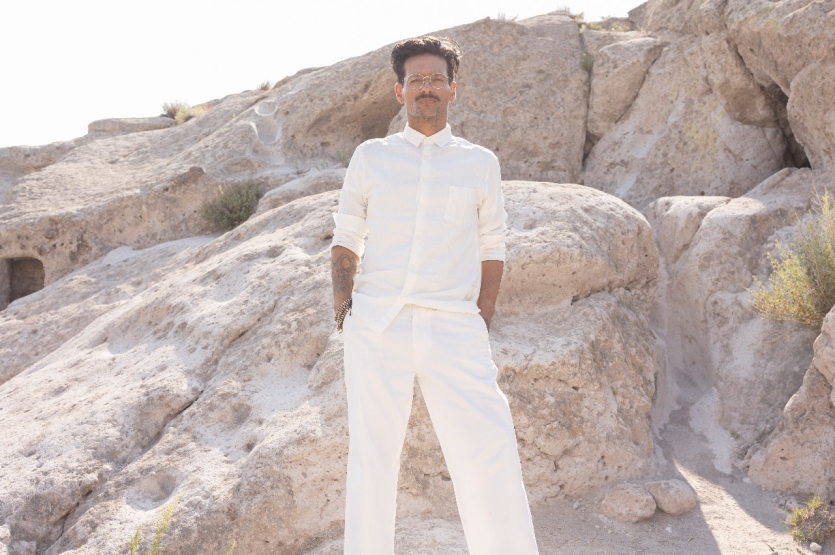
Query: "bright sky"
1 0 639 149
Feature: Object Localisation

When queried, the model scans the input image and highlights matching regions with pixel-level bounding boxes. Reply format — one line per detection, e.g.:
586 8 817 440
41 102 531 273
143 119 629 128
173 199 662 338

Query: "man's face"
394 53 456 124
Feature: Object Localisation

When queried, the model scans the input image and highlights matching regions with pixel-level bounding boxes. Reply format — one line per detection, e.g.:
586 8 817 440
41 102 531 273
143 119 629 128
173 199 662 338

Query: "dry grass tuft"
787 495 835 544
161 101 209 124
256 80 272 91
749 190 835 328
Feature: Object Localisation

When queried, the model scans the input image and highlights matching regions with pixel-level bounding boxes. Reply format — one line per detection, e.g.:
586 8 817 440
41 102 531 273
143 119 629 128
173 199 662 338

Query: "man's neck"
407 117 447 138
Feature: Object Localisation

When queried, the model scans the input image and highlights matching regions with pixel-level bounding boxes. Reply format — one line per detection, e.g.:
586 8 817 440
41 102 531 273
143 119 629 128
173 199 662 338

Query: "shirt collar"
403 123 453 147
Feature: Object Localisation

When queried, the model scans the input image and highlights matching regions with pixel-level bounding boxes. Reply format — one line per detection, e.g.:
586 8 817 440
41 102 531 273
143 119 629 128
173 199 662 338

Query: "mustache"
416 93 440 101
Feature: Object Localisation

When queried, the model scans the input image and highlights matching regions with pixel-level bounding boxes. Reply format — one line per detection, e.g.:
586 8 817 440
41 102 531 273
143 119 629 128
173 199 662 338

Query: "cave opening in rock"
0 257 45 310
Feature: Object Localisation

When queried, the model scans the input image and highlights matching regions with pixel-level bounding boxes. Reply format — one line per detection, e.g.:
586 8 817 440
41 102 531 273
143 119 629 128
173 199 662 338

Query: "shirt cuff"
332 212 368 258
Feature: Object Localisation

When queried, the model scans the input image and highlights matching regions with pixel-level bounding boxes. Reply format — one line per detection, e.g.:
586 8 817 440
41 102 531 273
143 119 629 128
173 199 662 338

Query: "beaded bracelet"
335 297 352 331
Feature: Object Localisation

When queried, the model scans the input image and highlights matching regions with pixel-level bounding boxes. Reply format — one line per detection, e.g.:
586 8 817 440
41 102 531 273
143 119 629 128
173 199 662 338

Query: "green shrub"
127 496 236 555
161 101 209 124
787 495 835 544
200 182 262 230
749 191 835 328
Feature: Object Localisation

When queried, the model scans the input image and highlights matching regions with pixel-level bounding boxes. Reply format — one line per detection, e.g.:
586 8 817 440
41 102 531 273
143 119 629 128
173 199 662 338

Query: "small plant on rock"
256 80 272 91
749 190 835 328
200 181 262 230
787 495 835 544
581 52 594 72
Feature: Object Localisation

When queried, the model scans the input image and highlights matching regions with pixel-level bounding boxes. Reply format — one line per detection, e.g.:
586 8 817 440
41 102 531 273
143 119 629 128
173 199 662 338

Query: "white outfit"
331 123 507 334
332 124 539 555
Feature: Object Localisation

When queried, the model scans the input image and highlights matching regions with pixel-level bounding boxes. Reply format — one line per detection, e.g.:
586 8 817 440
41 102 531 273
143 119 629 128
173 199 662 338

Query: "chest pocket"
444 186 478 225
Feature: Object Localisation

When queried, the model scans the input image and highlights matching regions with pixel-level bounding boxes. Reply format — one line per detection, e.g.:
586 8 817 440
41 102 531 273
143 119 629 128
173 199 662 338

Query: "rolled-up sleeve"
331 143 369 258
477 155 507 261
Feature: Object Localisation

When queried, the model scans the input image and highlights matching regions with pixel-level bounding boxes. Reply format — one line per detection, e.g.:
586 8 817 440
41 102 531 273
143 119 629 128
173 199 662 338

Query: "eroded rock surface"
587 37 665 140
583 36 785 210
648 169 831 465
0 183 659 554
749 307 835 497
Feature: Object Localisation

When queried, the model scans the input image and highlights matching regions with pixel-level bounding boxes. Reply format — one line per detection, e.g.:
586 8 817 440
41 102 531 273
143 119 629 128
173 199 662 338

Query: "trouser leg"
343 307 417 555
413 307 539 555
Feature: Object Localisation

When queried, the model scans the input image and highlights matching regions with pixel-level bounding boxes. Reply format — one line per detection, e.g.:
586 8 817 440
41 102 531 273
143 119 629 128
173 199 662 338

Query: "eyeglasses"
404 73 451 90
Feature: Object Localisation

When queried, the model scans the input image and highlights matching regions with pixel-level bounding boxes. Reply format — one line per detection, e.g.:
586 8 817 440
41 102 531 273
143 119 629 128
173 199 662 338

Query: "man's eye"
430 76 447 87
407 77 424 87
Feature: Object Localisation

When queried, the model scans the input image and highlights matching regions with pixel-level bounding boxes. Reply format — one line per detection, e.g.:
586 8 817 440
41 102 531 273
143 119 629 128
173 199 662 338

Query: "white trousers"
342 304 539 555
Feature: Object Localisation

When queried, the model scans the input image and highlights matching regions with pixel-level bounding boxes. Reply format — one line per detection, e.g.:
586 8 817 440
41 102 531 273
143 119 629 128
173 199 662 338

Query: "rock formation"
0 184 659 554
2 0 835 552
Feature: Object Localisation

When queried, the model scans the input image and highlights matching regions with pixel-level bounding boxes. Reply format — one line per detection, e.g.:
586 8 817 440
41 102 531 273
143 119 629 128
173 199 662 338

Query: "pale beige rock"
0 182 659 553
581 29 646 57
388 15 588 183
601 483 657 523
643 0 727 34
583 36 786 210
749 366 835 498
725 0 835 95
0 237 213 385
0 90 289 286
87 117 176 135
787 58 835 171
587 37 666 139
644 479 698 515
254 48 400 165
701 33 781 128
648 169 831 467
255 169 346 216
748 305 835 497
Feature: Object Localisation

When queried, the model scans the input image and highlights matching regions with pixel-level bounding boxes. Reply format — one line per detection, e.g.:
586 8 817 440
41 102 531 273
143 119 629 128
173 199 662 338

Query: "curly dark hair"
390 36 462 85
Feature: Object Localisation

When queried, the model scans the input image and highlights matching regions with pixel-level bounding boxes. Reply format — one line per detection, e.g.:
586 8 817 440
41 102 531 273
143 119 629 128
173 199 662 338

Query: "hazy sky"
1 0 639 148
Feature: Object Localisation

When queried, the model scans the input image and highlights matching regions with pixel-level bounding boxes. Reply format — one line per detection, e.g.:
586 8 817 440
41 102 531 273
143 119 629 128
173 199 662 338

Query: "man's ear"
449 80 457 103
394 82 405 105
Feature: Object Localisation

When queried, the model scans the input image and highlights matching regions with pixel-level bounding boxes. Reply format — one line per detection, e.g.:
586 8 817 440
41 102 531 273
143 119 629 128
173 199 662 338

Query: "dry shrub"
749 190 835 328
161 101 209 124
200 182 262 230
787 495 835 544
256 80 272 90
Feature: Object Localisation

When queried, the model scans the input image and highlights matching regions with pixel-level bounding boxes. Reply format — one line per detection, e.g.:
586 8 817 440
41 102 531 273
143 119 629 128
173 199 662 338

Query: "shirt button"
418 204 426 210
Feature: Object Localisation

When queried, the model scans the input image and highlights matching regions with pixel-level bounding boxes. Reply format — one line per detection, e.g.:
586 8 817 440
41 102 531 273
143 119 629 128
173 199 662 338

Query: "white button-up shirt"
331 123 507 334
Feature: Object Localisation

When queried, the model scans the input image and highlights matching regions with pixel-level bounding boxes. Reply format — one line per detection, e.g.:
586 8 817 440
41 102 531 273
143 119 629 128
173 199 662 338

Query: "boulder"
787 57 835 171
748 306 835 497
583 36 785 210
644 479 698 516
0 182 660 553
642 0 727 34
255 169 346 216
725 0 835 96
700 33 782 128
587 37 666 139
601 483 657 523
647 169 831 466
388 15 588 184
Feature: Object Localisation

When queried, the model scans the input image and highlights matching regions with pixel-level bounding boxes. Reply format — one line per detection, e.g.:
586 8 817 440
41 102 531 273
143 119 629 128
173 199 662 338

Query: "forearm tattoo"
332 252 357 298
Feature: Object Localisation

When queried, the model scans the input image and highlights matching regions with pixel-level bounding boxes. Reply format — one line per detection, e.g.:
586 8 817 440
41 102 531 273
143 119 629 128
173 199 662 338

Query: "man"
331 35 539 555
